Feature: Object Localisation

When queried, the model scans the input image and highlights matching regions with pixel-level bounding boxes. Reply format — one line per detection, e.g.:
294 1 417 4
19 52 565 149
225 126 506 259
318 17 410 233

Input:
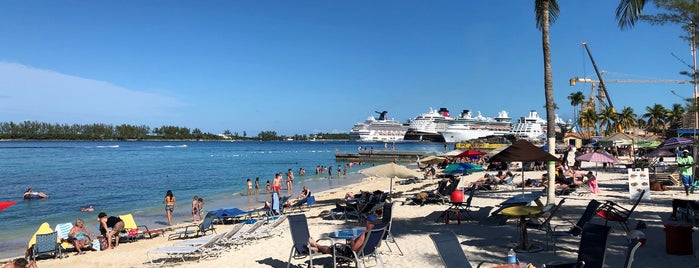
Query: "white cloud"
0 62 185 125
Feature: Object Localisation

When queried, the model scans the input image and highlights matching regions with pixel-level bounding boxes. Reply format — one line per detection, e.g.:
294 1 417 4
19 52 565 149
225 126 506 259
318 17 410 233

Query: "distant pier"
335 150 428 162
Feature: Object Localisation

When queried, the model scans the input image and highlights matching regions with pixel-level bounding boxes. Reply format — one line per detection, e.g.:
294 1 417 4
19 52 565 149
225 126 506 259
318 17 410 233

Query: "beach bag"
98 235 108 249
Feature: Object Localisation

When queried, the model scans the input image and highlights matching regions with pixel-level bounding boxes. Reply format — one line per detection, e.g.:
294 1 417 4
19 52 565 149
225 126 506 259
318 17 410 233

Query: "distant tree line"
0 121 349 141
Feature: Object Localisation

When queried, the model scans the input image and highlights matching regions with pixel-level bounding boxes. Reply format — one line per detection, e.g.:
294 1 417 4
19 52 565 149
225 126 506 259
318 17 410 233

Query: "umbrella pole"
522 163 526 195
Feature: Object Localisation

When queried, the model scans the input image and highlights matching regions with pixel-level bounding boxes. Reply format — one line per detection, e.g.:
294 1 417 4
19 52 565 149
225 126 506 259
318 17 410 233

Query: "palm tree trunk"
541 0 556 204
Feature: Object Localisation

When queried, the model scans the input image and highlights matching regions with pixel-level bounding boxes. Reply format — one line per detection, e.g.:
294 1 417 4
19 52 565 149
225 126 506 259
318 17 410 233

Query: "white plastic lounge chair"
147 233 225 264
249 215 288 239
222 220 265 248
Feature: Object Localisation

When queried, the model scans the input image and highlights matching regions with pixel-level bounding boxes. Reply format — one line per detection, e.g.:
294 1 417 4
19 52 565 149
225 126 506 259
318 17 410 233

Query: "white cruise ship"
439 110 512 143
349 111 409 142
510 110 568 141
403 107 452 142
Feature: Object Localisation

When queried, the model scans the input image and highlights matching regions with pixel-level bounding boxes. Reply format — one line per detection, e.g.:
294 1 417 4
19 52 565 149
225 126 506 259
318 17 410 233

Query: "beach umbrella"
646 148 676 157
575 151 619 176
445 149 464 157
359 163 422 194
489 140 560 195
0 201 16 211
454 149 486 158
658 137 694 149
418 155 446 165
443 163 466 175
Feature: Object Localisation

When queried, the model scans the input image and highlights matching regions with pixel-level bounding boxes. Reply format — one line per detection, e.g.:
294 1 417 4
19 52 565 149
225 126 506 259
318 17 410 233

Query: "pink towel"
587 177 601 194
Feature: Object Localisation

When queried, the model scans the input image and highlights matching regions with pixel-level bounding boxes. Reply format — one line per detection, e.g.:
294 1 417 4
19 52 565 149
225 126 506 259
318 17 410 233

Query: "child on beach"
191 195 199 223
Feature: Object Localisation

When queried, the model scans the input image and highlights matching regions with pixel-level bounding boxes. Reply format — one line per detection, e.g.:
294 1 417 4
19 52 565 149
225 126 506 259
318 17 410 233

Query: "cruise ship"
439 110 512 143
403 107 452 142
349 111 409 142
510 110 568 141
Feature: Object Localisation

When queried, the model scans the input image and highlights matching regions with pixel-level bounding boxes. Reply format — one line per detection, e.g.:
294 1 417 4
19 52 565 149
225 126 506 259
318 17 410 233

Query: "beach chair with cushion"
147 233 225 264
429 232 485 268
31 231 62 261
333 223 387 268
287 214 332 268
118 213 161 239
544 223 611 268
169 211 217 240
596 190 645 233
553 200 602 255
525 198 565 251
54 222 75 251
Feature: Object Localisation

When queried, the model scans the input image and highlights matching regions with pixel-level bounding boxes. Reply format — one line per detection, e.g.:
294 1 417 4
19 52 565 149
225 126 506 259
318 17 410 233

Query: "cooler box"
665 224 693 255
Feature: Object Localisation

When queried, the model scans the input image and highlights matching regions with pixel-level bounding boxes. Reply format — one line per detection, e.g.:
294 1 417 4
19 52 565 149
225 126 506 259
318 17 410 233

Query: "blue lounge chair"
31 231 62 261
168 211 217 240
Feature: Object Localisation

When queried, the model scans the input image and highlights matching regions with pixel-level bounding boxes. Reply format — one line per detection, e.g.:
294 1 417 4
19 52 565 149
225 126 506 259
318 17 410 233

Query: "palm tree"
568 91 585 130
667 103 686 127
579 108 598 137
643 104 668 132
597 106 619 135
535 0 648 203
617 106 638 131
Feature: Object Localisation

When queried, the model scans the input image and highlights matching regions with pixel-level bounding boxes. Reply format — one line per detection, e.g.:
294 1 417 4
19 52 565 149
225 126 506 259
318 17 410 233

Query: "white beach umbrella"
359 163 422 194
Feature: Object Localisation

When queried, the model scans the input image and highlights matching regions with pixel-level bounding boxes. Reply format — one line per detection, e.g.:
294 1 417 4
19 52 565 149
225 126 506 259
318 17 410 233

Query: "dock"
335 150 428 162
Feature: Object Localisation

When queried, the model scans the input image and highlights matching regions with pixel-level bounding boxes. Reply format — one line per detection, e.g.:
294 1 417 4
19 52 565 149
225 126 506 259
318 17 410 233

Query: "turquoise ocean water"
0 140 445 258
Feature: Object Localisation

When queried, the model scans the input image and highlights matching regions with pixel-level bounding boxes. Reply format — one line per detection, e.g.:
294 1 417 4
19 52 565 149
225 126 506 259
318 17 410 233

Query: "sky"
0 1 693 135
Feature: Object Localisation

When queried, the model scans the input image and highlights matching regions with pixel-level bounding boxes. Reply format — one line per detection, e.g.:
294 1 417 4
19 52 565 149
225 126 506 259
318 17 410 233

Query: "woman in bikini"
191 195 199 223
163 190 176 226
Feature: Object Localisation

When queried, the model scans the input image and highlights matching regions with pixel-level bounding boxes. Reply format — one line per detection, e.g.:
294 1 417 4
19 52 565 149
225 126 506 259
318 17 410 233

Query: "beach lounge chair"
380 202 403 256
286 214 332 268
330 202 356 220
429 232 485 268
553 200 602 255
333 223 387 268
224 220 266 248
31 231 62 261
596 190 645 233
54 222 75 251
118 213 161 239
544 223 611 268
168 210 217 240
525 198 565 251
147 233 225 264
248 215 288 240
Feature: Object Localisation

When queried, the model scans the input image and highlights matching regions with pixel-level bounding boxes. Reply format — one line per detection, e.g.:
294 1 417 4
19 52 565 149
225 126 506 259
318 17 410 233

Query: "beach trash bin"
450 190 464 203
664 224 693 255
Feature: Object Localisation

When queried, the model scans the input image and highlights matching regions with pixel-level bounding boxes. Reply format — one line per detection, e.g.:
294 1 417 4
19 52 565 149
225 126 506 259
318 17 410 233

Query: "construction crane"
571 42 689 134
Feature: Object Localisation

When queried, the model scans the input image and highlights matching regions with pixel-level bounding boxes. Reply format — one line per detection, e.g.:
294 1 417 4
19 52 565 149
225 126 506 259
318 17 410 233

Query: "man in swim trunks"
273 173 282 194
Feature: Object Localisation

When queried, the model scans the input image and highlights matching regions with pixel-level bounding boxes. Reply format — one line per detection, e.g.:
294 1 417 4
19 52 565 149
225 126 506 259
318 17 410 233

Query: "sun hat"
683 149 690 153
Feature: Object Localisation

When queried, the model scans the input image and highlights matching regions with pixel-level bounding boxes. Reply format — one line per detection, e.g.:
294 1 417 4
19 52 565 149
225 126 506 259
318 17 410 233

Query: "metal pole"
692 22 697 184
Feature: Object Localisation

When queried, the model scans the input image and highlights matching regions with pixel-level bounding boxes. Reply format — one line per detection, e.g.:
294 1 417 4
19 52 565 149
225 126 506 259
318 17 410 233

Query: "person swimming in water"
80 205 94 212
23 188 49 199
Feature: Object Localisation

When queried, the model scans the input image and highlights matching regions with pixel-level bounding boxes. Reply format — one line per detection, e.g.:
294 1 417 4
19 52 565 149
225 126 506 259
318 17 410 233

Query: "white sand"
6 161 699 268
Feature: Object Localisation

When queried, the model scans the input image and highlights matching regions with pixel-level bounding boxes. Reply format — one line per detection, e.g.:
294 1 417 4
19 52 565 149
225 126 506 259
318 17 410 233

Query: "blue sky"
0 1 691 135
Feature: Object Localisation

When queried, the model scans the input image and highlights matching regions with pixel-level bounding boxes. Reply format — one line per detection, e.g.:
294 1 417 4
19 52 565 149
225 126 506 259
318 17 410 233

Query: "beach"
8 159 699 268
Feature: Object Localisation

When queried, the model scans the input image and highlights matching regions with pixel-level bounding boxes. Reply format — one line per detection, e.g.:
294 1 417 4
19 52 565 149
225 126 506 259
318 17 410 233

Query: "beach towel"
28 222 58 249
587 177 601 194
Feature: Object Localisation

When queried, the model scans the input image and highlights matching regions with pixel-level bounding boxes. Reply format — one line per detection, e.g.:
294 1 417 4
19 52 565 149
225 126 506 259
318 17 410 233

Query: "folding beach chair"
553 200 601 255
380 202 403 256
148 233 225 264
118 213 161 239
525 198 565 251
596 190 645 233
169 211 217 240
30 231 62 261
544 223 611 268
429 232 485 268
54 222 75 251
286 214 332 268
334 223 387 268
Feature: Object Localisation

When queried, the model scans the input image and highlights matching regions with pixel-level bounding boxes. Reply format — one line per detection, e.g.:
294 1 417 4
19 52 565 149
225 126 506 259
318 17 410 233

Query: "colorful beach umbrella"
0 201 16 211
575 152 619 163
658 137 694 149
454 149 486 158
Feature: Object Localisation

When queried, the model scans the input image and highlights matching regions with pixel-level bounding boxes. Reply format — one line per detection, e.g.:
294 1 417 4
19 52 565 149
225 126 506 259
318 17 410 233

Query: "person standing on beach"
98 212 124 250
163 190 176 226
679 149 695 196
247 178 253 196
191 195 199 223
273 173 282 194
255 177 260 195
328 165 333 179
286 169 294 192
197 197 204 221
